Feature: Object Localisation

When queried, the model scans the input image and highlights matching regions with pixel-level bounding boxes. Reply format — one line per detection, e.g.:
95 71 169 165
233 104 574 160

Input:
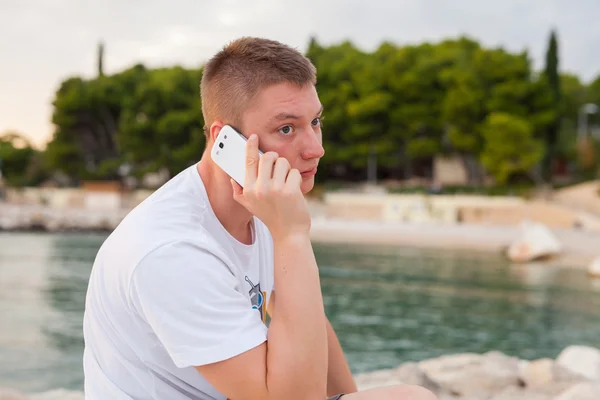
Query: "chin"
301 178 315 194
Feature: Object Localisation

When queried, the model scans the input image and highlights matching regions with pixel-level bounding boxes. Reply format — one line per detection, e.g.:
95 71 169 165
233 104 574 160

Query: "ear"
208 121 225 144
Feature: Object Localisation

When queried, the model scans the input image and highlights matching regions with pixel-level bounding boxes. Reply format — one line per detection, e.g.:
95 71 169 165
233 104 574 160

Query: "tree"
0 132 47 186
542 29 562 181
306 39 367 180
40 35 584 186
586 75 600 130
552 74 588 169
117 66 205 178
480 113 544 185
98 41 105 77
46 75 123 180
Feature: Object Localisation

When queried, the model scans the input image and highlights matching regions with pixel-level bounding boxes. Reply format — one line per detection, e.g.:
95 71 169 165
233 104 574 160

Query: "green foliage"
0 132 48 186
37 32 597 188
117 66 205 178
98 42 105 77
480 113 544 185
46 64 205 182
542 29 562 181
587 76 600 129
556 74 587 161
544 30 560 101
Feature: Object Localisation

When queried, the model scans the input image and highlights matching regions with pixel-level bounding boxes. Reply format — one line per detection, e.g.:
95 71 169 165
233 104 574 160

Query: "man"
83 37 437 400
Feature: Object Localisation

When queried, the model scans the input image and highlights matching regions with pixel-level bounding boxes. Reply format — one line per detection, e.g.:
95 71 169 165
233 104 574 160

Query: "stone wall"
3 187 154 211
323 193 600 232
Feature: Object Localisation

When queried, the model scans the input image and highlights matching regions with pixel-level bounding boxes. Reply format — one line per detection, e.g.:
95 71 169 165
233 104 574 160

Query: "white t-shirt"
83 164 275 400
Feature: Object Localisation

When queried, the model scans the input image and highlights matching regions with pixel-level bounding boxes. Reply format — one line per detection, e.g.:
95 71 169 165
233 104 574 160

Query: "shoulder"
134 237 233 280
129 239 241 310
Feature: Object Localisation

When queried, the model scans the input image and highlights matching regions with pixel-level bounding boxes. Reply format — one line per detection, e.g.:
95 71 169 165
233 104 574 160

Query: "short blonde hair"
200 37 317 134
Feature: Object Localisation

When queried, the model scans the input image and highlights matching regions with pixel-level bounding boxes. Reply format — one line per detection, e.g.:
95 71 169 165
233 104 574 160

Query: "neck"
197 149 254 245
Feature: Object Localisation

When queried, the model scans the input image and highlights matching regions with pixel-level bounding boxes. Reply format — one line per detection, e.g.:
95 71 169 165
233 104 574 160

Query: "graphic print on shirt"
245 276 266 322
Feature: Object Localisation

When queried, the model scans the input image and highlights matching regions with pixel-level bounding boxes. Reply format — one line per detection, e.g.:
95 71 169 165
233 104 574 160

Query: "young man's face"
240 82 325 194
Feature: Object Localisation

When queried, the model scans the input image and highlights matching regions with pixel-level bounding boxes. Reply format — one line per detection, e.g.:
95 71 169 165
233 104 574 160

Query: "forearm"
326 319 357 396
266 234 328 399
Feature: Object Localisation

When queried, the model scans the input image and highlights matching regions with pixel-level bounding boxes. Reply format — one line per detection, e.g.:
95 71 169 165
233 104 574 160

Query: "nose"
300 129 325 160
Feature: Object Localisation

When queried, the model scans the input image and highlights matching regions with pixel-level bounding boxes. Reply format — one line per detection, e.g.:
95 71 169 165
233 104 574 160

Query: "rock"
521 358 555 388
418 351 521 397
30 389 84 400
489 385 551 400
507 221 562 262
437 395 480 400
553 363 589 384
355 362 441 393
553 382 600 400
394 362 442 394
489 381 578 400
0 387 28 400
588 257 600 278
555 346 600 381
355 368 400 391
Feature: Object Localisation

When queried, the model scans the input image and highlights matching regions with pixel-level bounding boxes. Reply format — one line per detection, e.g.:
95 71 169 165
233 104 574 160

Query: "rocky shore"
2 345 598 399
0 204 128 232
353 345 600 400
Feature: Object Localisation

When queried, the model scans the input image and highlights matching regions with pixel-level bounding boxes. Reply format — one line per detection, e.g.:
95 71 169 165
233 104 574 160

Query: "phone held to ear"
210 125 263 188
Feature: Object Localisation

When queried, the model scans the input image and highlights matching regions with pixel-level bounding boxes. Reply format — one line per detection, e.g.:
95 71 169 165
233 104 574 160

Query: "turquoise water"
1 232 600 393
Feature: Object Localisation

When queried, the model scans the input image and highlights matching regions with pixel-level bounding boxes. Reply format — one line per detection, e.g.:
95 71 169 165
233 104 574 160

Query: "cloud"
1 0 599 146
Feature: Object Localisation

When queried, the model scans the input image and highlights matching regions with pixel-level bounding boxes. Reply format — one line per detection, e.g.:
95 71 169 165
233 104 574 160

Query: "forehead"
249 82 321 117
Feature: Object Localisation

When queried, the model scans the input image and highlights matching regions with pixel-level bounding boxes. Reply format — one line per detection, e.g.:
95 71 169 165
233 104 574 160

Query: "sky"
1 0 600 148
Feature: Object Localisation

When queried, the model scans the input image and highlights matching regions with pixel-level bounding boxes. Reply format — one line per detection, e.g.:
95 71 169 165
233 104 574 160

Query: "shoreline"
309 218 600 269
2 203 599 269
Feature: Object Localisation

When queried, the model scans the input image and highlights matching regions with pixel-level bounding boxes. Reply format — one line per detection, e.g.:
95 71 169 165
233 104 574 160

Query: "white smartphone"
210 125 263 187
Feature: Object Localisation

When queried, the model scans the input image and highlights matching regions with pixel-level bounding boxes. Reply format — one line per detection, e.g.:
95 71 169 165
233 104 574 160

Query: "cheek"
269 142 300 166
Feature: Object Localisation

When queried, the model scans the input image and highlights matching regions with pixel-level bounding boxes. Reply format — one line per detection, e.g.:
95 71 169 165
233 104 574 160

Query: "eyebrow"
271 105 324 122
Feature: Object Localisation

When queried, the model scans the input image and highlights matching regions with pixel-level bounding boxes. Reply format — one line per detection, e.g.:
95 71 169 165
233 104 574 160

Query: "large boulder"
507 221 562 262
555 346 600 382
355 362 440 393
554 382 600 400
488 381 588 400
0 387 28 400
418 351 521 397
588 257 600 278
30 390 84 400
354 368 402 391
521 358 555 388
489 386 551 400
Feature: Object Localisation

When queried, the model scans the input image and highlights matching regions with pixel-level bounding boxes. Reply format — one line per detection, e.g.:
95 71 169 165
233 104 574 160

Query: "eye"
311 117 321 127
278 125 294 135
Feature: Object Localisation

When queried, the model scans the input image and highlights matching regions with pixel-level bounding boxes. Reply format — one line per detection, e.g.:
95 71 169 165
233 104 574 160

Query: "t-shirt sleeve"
129 241 268 368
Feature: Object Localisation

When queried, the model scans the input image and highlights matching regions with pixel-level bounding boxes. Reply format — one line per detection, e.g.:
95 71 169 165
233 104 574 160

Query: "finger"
244 134 259 187
258 151 279 183
285 168 302 191
272 157 291 190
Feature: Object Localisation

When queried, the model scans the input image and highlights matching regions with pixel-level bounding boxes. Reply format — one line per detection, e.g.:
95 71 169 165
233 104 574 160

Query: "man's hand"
231 134 311 240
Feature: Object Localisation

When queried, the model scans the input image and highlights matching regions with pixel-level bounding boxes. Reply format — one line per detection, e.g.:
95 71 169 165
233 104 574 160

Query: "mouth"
300 166 318 178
